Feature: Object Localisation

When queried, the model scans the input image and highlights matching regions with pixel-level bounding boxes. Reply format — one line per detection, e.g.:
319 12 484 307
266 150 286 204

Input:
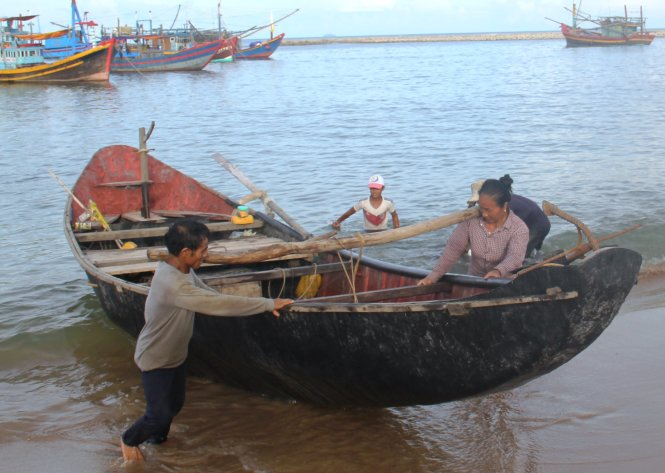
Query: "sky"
9 1 665 39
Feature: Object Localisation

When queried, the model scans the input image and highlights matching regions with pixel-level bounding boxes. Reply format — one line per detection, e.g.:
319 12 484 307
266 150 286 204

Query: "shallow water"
1 38 665 472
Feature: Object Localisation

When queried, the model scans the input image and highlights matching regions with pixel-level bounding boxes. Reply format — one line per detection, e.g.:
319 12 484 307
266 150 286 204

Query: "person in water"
332 174 400 231
120 220 293 462
419 178 529 285
468 175 551 258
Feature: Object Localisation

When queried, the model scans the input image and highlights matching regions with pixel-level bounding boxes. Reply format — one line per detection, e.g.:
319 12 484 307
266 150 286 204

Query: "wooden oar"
212 153 311 238
516 223 641 277
542 200 599 250
49 169 133 249
147 207 481 264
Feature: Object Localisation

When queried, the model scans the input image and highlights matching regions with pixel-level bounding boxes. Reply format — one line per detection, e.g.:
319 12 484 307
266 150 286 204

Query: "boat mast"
71 0 89 54
270 11 274 40
572 2 577 28
217 1 222 38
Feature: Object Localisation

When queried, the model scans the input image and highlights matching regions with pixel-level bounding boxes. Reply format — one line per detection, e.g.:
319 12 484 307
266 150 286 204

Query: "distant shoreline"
283 29 665 46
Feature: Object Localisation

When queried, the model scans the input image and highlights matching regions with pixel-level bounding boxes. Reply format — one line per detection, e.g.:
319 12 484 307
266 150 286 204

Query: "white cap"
368 174 384 189
467 179 486 205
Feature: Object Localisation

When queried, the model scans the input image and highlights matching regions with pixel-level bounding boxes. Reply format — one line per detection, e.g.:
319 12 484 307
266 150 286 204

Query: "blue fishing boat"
43 0 97 59
0 14 113 83
111 38 225 72
234 32 285 60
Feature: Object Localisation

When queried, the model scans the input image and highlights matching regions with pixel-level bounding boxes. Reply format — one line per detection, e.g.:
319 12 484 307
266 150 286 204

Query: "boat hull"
561 24 655 47
210 36 238 62
234 33 284 60
0 41 113 83
111 39 223 72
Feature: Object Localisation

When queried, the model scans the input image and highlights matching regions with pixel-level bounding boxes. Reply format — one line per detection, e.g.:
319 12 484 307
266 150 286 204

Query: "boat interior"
73 211 504 306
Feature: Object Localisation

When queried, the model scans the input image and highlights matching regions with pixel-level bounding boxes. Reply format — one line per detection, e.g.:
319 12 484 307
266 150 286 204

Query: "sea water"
1 38 664 472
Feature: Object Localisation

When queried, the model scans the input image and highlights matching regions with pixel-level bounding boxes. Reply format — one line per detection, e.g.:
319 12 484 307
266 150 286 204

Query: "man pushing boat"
120 220 292 462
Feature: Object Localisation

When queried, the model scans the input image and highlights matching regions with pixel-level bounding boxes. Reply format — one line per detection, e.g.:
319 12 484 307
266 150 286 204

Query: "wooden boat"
210 35 238 62
0 13 113 83
111 38 224 72
557 3 654 47
234 32 285 60
63 139 642 407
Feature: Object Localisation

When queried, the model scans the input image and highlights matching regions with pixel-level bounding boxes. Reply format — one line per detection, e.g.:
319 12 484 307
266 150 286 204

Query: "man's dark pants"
122 363 186 446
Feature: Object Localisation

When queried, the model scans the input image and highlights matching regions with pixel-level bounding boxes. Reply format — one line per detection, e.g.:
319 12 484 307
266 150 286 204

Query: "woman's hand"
483 269 502 279
331 220 341 229
417 276 435 286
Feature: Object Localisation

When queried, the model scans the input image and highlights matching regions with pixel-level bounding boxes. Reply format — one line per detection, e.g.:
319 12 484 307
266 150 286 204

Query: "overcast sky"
11 1 665 38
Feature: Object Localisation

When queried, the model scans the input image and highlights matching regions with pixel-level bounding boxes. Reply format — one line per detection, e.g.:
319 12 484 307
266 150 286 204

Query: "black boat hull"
85 247 640 407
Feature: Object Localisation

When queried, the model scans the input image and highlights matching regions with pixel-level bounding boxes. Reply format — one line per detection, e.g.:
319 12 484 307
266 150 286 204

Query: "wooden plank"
86 235 311 276
96 180 152 187
152 210 232 219
85 235 280 267
75 220 264 242
289 289 579 313
100 253 313 276
305 282 450 303
204 262 347 286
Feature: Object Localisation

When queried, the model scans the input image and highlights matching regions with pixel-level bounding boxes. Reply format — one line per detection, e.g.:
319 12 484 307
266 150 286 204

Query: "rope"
335 232 366 303
276 267 287 299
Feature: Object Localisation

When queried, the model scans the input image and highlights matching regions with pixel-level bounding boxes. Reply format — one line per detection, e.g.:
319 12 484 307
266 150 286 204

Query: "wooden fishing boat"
111 38 224 72
556 3 654 47
0 13 113 83
210 35 238 62
234 32 285 60
63 137 642 407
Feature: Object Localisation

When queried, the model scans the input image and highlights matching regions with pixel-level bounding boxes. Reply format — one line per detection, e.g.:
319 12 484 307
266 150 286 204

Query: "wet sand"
283 29 665 46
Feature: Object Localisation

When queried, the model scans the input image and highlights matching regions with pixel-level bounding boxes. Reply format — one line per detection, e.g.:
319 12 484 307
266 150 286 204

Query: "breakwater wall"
283 29 665 46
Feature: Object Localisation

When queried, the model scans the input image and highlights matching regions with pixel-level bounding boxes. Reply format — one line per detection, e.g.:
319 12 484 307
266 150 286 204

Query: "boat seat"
75 220 264 243
84 234 307 276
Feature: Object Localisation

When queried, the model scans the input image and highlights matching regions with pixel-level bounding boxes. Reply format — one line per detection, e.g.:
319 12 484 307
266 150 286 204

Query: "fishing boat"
111 37 225 72
211 35 238 62
42 0 98 59
62 133 642 407
556 3 655 47
234 32 285 60
0 14 113 83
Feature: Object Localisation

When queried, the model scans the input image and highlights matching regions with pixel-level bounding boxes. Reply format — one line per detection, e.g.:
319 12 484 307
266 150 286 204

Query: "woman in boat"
468 175 551 259
120 220 293 462
418 179 529 284
332 174 400 231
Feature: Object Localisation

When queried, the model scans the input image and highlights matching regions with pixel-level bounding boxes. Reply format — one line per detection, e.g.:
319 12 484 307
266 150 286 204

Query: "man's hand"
272 298 294 317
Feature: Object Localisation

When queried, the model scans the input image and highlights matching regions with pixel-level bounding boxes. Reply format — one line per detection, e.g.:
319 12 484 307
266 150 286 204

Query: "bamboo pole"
147 207 480 264
212 153 311 238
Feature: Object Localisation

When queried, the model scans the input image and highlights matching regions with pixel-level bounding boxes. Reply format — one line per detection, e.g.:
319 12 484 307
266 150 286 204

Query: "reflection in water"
394 392 538 473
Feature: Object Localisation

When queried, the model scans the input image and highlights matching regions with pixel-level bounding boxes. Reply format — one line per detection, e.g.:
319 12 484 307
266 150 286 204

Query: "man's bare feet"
120 439 144 462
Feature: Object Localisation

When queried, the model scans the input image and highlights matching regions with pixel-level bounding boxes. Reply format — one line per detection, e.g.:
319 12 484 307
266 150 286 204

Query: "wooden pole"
147 207 480 264
212 153 311 238
139 127 150 218
542 200 599 250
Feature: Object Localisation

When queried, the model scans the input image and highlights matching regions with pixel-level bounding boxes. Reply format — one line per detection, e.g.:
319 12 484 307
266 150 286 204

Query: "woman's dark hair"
165 219 211 256
479 178 511 206
498 174 514 194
